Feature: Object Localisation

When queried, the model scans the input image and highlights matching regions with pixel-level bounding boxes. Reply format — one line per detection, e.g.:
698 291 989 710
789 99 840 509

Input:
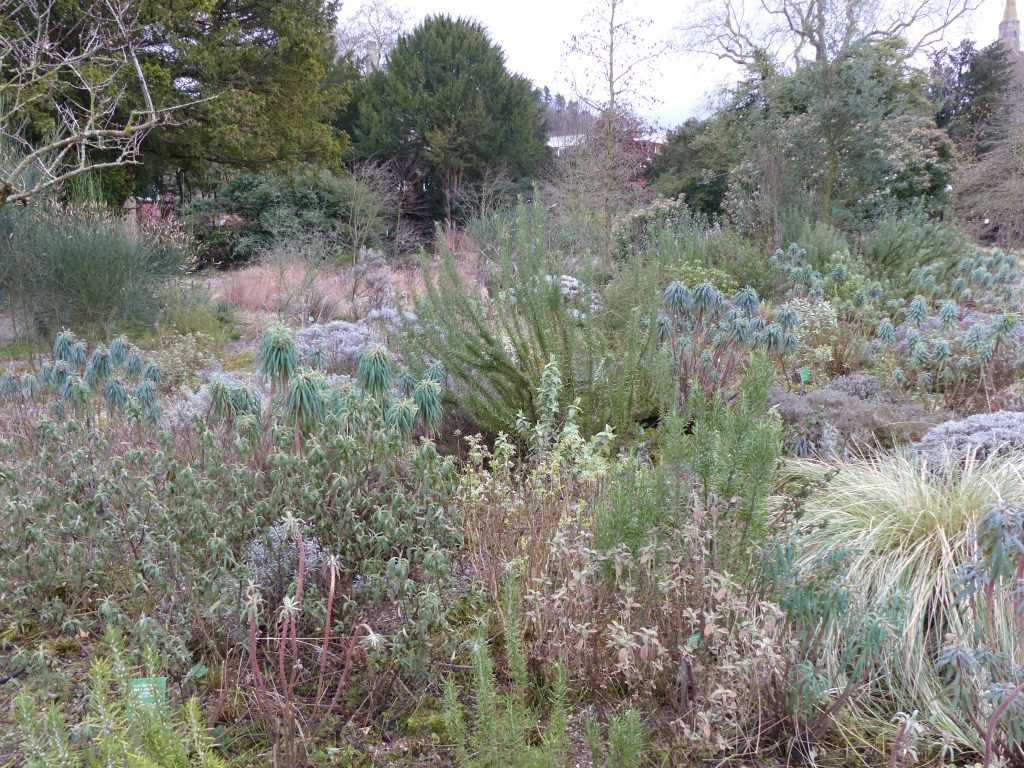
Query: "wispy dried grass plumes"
216 258 348 322
785 450 1024 753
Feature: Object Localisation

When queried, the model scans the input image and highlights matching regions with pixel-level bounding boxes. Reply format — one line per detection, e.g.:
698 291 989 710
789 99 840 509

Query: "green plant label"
129 676 166 708
798 366 811 385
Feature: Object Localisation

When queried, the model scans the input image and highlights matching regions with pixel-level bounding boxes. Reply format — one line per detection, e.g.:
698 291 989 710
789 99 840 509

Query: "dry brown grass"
214 258 345 322
212 234 491 328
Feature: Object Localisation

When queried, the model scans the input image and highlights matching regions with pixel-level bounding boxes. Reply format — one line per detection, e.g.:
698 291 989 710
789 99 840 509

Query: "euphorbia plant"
285 368 325 454
257 323 297 395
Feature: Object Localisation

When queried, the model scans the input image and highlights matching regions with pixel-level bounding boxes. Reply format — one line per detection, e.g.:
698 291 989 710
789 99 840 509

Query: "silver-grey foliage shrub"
913 411 1024 466
294 320 390 373
772 379 941 458
245 520 326 602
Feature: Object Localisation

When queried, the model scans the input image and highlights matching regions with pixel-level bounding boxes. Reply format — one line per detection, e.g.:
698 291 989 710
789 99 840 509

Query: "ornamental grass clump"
783 450 1024 757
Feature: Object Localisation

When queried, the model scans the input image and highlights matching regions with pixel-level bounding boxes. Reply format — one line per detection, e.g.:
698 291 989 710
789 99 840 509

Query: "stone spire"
1001 0 1021 54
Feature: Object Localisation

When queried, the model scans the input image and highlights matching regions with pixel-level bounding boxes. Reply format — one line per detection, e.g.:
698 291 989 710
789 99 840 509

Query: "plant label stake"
129 676 166 708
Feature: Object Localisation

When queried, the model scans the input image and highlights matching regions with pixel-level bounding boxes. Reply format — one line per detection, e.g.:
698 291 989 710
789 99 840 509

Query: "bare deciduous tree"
563 0 669 261
0 0 171 209
682 0 984 68
335 0 409 73
566 0 672 116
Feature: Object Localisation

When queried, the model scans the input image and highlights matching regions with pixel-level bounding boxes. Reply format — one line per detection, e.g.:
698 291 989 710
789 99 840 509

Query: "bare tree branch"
335 0 409 73
679 0 985 69
0 0 175 208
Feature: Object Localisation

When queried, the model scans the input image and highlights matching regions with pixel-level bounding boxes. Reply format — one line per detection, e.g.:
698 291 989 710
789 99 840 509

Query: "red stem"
317 559 338 699
984 678 1024 767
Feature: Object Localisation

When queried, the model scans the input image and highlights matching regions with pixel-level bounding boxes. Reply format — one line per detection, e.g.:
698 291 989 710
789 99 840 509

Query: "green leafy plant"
442 579 569 768
675 355 783 557
1 330 163 426
938 503 1024 767
256 323 297 394
406 198 659 436
356 344 393 399
285 367 327 453
14 628 225 768
585 710 647 768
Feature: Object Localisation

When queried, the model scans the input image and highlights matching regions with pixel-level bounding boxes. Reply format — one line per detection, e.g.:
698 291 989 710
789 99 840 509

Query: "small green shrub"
778 213 851 271
634 211 771 297
158 283 237 341
407 199 660 436
14 628 225 768
674 355 783 558
594 461 672 555
864 212 968 286
442 579 569 768
144 332 217 393
185 165 389 267
613 196 692 261
585 710 647 768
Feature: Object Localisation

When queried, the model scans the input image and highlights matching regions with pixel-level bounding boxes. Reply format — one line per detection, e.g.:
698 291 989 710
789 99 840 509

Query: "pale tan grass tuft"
786 449 1024 754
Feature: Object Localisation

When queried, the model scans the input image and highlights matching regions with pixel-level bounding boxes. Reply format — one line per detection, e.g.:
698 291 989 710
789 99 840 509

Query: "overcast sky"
341 0 1009 130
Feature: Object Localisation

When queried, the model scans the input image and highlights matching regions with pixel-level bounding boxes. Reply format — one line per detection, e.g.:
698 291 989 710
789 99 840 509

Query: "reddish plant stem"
317 559 338 700
327 623 373 715
983 678 1024 767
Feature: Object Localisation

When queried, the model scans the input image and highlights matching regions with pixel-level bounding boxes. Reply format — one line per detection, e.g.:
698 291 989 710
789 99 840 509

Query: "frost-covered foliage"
912 410 1024 466
161 371 262 431
545 273 603 315
772 377 940 457
827 372 883 401
245 518 327 602
294 320 385 373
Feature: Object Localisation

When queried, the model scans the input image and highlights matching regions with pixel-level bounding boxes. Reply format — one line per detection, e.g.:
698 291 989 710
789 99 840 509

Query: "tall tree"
137 0 347 190
930 40 1014 156
354 15 546 222
721 40 953 236
683 0 983 68
647 118 733 216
